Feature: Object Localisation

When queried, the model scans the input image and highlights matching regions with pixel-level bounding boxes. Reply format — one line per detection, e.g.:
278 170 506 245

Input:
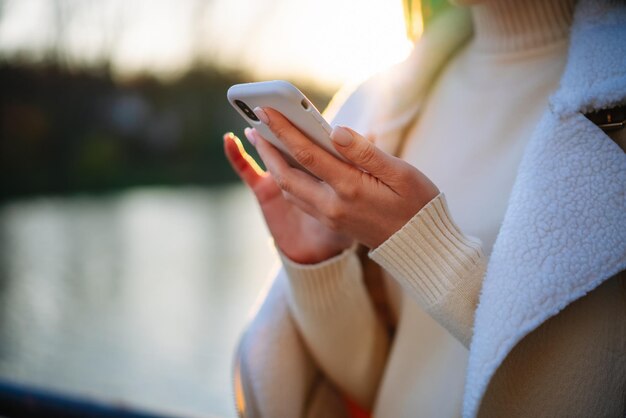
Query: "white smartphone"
227 80 346 170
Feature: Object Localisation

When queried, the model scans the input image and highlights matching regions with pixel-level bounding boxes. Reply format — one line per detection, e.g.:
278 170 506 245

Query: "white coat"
234 1 626 416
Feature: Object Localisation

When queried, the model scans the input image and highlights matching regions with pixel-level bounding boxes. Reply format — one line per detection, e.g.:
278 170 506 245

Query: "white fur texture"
464 0 626 415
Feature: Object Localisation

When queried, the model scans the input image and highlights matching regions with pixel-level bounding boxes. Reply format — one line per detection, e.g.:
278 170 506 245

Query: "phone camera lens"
235 100 259 122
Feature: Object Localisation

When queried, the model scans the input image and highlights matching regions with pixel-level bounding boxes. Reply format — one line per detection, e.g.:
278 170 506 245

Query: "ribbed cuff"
369 193 484 307
280 244 364 314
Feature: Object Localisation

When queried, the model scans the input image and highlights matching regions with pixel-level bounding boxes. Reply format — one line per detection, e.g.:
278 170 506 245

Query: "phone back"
227 81 345 167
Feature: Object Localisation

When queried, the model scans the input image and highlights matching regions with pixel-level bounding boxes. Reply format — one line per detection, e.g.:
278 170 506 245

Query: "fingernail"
253 107 269 124
330 126 353 146
244 127 256 146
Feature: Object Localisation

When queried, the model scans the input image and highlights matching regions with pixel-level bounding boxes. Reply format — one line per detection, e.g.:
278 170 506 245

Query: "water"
0 186 279 418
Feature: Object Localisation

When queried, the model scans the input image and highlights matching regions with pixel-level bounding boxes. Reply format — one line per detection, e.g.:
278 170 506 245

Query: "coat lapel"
464 1 626 416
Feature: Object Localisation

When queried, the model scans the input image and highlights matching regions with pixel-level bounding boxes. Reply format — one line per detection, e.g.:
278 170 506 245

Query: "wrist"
280 243 362 314
369 193 484 305
279 241 359 270
279 242 352 265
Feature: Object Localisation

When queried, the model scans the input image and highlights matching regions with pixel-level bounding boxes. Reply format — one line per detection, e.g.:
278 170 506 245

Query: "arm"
370 193 486 347
223 130 388 410
246 109 484 348
235 270 318 418
281 246 390 409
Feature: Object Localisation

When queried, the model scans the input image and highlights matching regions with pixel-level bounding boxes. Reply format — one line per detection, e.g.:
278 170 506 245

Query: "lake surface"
0 186 278 417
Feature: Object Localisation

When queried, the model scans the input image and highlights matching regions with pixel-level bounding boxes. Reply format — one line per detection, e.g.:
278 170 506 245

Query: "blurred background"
0 0 412 416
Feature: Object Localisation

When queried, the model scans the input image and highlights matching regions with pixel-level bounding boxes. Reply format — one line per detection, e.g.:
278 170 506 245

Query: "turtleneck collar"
471 0 577 54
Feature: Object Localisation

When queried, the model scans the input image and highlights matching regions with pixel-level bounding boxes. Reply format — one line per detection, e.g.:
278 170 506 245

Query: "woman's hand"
247 107 440 250
223 132 353 264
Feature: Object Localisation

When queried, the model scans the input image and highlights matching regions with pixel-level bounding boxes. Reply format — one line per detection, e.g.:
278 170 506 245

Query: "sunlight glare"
206 0 413 88
0 0 414 89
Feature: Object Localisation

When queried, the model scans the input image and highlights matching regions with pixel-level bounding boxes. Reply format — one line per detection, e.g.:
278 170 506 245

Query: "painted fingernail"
244 127 256 146
330 126 353 146
253 107 269 124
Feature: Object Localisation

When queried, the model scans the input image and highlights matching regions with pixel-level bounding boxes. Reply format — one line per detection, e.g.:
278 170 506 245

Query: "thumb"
330 126 398 179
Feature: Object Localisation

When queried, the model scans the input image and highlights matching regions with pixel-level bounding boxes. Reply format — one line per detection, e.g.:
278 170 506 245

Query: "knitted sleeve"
280 245 390 409
369 193 486 347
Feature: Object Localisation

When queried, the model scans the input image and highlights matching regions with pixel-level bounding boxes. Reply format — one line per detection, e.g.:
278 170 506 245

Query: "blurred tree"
0 0 334 199
191 0 211 66
89 0 127 71
50 0 72 67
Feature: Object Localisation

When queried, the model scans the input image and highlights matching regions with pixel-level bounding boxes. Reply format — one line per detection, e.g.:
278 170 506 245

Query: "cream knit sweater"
280 0 626 416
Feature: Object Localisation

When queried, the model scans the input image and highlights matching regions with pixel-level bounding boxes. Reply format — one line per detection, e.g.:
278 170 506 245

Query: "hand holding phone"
225 79 440 254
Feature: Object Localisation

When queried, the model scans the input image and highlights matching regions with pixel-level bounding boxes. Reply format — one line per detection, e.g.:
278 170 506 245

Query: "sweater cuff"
369 193 484 307
279 244 364 314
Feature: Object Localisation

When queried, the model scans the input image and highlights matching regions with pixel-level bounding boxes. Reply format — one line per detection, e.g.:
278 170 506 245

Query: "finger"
330 126 405 184
223 132 265 189
255 133 332 207
243 127 257 147
253 107 351 186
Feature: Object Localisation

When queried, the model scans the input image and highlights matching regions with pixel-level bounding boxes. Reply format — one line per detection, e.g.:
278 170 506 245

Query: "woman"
224 0 626 416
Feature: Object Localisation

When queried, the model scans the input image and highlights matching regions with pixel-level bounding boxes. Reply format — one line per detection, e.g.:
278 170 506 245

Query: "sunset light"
204 0 414 87
2 0 620 417
0 0 413 89
0 3 416 415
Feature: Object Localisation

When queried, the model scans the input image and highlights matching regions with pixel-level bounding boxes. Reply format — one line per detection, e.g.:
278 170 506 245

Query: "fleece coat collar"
464 1 626 415
331 0 625 416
